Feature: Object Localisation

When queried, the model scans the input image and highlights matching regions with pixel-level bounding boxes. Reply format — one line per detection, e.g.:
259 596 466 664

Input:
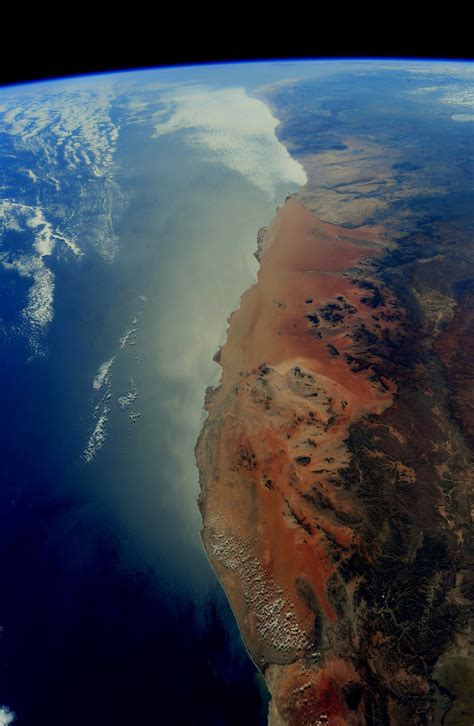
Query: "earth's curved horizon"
0 59 473 725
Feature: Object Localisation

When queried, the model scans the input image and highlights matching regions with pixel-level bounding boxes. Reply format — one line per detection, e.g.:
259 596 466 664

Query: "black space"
0 13 472 87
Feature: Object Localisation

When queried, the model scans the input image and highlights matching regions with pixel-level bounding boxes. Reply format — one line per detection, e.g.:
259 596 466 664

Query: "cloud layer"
153 86 307 198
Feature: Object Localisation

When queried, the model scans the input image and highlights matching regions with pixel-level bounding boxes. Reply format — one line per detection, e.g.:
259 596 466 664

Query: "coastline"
195 70 474 725
195 193 401 723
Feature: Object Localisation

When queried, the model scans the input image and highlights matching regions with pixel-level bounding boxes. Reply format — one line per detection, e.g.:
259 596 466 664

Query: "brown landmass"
196 114 473 723
434 281 474 445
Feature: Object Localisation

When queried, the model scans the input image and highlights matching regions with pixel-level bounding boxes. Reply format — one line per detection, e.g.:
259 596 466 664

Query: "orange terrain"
195 197 404 724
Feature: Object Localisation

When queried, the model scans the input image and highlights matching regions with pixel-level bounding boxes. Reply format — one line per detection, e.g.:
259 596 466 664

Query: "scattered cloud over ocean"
0 80 123 357
0 82 118 176
409 77 474 117
83 357 115 464
0 201 81 356
83 406 110 464
117 378 138 411
451 114 474 122
92 357 115 391
82 302 145 465
153 86 307 198
0 80 123 262
119 325 137 350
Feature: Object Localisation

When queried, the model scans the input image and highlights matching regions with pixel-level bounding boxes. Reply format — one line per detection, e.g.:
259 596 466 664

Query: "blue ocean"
0 65 307 724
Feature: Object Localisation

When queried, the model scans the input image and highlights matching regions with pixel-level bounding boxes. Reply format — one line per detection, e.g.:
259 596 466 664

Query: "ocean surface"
0 68 306 724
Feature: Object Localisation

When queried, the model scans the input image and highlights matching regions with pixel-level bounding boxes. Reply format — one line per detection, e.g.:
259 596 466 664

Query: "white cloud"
410 81 474 112
1 82 119 178
0 706 15 725
82 405 110 464
92 357 115 391
153 86 307 198
0 201 81 355
0 81 123 260
117 378 138 411
452 113 474 122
